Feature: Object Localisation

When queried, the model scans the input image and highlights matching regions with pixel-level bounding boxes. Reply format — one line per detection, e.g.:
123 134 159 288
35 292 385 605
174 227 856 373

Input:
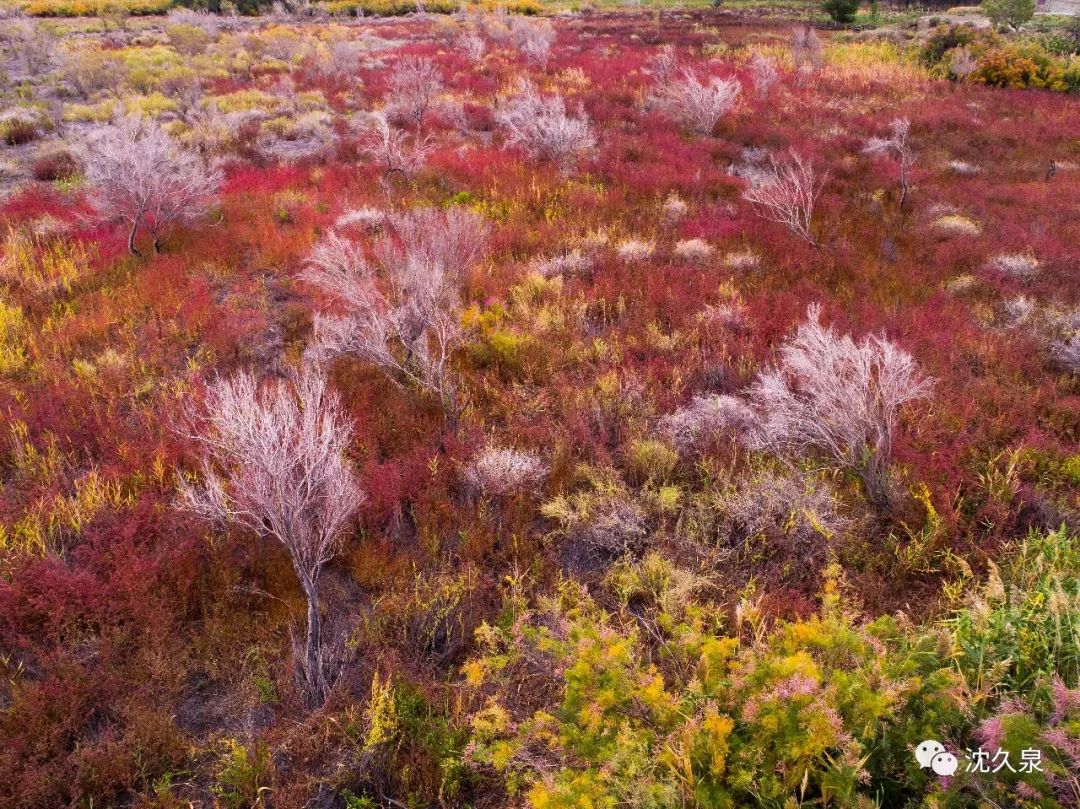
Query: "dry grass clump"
933 213 982 236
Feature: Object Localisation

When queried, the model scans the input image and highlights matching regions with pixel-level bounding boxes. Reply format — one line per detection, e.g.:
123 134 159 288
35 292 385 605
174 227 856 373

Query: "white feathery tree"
359 112 432 180
84 116 222 256
742 150 823 247
750 304 933 509
509 16 555 69
863 117 915 207
656 69 742 136
179 369 363 705
495 79 595 173
303 207 489 425
387 56 444 131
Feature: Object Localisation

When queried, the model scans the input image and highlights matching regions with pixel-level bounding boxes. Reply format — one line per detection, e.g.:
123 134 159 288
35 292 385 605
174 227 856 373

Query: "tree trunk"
861 452 894 512
127 221 141 257
298 573 326 706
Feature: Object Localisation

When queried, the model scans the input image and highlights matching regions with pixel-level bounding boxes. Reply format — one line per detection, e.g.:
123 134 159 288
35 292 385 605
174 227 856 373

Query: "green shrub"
212 739 272 809
356 675 470 805
972 43 1071 89
920 23 1078 91
465 560 966 808
822 0 860 24
982 0 1036 30
948 527 1080 694
920 23 991 67
465 531 1080 809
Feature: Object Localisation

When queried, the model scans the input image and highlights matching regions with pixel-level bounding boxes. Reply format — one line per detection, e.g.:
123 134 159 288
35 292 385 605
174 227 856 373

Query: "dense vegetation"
0 3 1078 807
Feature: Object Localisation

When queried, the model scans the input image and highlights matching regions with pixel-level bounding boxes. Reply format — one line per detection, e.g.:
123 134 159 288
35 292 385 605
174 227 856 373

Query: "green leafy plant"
822 0 860 24
212 739 272 809
982 0 1036 30
465 558 966 808
948 527 1080 696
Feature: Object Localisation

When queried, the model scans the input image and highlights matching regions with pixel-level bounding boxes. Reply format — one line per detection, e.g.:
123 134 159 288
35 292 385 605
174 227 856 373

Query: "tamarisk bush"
179 369 363 706
750 53 780 98
358 113 432 180
863 117 915 207
659 394 761 453
83 117 222 256
459 29 486 63
646 43 679 83
655 69 741 136
386 56 444 131
751 304 933 509
718 469 851 579
495 79 595 173
791 25 824 75
465 446 548 498
509 16 555 69
742 151 823 247
303 208 489 424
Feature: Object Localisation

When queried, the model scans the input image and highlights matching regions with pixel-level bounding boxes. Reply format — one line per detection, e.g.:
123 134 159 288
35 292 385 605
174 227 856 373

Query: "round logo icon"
915 740 946 769
931 751 959 776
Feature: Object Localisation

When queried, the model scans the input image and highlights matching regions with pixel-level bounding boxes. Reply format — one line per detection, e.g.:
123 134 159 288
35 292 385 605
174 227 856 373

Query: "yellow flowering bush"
465 558 967 808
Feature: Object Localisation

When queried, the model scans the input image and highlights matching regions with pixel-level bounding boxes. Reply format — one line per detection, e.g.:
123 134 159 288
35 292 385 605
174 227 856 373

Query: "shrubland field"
0 3 1078 808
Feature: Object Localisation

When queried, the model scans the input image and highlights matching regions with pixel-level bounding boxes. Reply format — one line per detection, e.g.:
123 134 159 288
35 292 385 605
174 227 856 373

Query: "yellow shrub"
22 0 169 15
0 298 28 375
63 100 117 123
206 89 281 114
124 91 178 118
823 40 928 87
0 227 96 296
1 469 133 556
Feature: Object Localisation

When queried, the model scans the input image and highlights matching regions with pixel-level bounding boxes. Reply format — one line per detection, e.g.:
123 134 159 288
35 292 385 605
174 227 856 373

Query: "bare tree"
791 25 823 76
386 56 444 131
165 6 222 36
317 39 366 78
646 44 679 83
749 53 779 99
0 15 53 76
358 112 432 181
750 304 933 509
83 117 222 256
459 29 486 64
654 68 741 136
509 16 555 70
863 117 914 207
495 79 595 173
742 150 823 247
179 369 364 705
303 208 489 425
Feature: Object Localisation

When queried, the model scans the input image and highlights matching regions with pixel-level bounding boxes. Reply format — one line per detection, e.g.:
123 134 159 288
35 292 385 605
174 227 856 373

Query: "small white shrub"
465 446 548 497
616 238 655 263
673 238 713 264
986 252 1039 280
